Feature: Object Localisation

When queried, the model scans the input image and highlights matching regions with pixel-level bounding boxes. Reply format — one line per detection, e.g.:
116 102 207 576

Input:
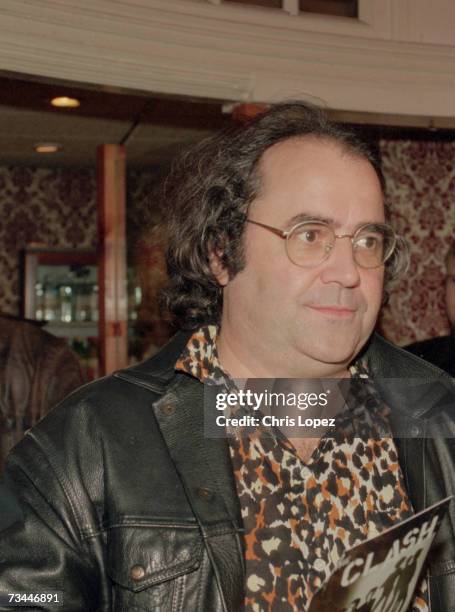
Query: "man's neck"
216 327 350 380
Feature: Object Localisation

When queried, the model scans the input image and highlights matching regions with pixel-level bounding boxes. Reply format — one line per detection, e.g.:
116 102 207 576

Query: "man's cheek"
367 276 384 311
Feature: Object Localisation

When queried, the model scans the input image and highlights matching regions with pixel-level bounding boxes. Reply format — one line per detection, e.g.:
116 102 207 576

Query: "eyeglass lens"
287 223 394 269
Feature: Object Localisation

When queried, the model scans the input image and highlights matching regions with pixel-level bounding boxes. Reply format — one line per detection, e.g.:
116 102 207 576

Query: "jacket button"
197 487 214 501
131 564 146 581
410 425 420 437
160 402 176 416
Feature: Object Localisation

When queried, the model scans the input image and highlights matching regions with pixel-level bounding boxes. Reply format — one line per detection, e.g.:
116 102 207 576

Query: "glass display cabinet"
22 247 99 379
21 246 147 380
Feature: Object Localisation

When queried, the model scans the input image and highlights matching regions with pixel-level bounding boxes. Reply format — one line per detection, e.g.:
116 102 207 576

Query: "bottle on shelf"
90 285 99 322
35 282 44 320
43 277 58 321
74 282 92 322
59 284 73 323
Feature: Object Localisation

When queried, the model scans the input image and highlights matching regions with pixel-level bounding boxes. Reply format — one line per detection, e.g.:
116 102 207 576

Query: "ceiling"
2 73 455 170
0 75 233 169
0 104 216 168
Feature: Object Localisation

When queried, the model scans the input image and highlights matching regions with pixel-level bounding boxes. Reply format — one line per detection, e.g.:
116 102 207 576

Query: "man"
0 315 84 472
406 242 455 375
1 103 454 611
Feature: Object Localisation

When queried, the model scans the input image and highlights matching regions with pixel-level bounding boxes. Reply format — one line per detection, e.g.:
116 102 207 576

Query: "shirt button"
160 402 176 416
131 565 146 581
314 558 325 572
197 487 214 501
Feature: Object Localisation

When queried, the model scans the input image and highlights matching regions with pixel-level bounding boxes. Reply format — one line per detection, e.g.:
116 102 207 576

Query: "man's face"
218 137 386 376
445 256 455 330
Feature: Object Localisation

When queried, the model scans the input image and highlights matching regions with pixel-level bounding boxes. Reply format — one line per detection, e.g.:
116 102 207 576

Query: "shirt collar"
175 324 370 381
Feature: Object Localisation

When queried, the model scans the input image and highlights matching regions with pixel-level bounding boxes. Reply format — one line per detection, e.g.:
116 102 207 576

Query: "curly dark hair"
161 101 406 328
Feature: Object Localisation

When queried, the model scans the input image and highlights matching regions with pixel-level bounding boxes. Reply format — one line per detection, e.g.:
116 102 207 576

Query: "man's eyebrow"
285 213 385 230
285 213 334 228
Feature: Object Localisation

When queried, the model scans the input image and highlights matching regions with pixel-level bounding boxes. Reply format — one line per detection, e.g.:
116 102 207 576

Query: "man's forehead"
259 135 339 167
256 136 380 189
252 136 385 225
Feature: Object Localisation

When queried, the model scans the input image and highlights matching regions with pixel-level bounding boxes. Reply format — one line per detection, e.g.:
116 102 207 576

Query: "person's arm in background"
0 318 85 473
31 331 85 426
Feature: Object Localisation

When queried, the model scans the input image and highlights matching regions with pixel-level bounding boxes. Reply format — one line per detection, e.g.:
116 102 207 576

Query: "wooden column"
97 144 128 376
231 103 269 123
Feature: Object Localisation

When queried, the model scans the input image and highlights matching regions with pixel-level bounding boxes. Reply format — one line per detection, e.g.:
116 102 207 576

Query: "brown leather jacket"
0 316 84 471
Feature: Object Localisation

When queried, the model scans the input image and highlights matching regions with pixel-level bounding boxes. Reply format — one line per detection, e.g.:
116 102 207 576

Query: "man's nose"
319 236 361 287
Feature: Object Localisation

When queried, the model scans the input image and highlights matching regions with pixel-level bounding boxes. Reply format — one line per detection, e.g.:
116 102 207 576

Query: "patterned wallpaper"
0 166 162 319
379 140 455 346
0 141 454 349
0 166 97 315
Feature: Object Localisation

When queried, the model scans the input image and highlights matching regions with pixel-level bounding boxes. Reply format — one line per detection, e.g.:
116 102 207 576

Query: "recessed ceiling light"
34 143 62 154
50 96 80 108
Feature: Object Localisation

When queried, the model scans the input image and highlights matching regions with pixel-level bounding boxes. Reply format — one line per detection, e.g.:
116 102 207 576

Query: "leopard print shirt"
175 325 428 611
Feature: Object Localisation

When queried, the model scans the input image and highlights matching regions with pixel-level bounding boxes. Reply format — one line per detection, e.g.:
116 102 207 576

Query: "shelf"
43 320 139 338
43 321 98 338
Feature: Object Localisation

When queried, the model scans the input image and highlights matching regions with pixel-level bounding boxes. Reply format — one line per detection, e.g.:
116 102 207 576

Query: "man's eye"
303 230 318 243
297 229 321 244
356 234 380 250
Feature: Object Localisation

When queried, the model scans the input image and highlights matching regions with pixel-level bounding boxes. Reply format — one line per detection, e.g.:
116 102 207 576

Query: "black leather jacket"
1 332 455 611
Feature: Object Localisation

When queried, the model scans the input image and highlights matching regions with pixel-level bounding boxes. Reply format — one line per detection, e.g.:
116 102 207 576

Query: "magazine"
308 496 452 612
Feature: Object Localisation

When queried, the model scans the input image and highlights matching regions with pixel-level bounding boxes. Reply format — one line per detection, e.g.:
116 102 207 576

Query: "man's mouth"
306 305 357 318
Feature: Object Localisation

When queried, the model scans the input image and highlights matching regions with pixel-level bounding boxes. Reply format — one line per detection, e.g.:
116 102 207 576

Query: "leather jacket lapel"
153 372 244 612
393 437 426 513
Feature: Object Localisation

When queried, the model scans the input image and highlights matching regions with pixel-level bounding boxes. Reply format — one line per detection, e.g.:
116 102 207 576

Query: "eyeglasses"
246 219 397 269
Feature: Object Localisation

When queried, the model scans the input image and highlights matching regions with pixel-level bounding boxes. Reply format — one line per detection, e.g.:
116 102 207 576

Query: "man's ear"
209 250 229 287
